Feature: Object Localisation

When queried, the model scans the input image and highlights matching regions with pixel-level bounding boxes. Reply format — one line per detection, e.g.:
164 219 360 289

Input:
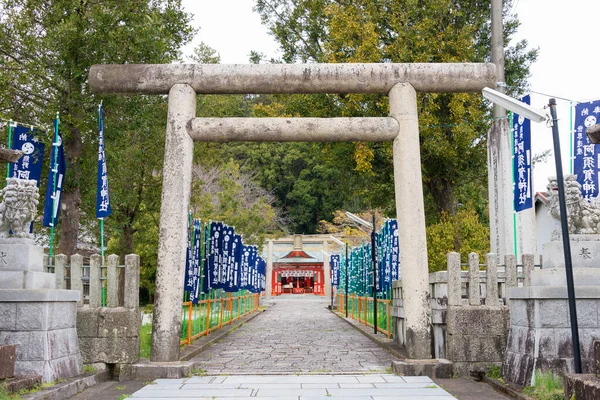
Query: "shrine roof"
272 250 324 264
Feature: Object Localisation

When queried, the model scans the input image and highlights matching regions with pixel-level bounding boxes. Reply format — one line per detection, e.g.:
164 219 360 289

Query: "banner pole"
100 218 105 263
569 101 574 175
6 120 13 179
49 113 60 259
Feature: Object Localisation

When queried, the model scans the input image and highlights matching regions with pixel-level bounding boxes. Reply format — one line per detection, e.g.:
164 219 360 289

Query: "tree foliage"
191 160 288 246
0 0 194 256
252 0 538 235
426 207 490 272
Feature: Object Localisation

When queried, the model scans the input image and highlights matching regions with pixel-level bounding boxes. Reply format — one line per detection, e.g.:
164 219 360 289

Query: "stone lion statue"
0 178 40 239
547 174 600 234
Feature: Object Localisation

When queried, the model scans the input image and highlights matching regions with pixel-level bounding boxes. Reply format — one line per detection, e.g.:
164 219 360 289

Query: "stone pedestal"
504 235 600 387
0 239 82 383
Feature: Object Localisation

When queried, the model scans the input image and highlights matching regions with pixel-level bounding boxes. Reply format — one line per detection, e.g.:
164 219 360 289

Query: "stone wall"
392 252 532 366
502 287 600 386
54 253 141 366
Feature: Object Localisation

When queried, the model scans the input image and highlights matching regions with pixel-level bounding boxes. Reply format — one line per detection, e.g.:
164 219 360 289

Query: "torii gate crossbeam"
88 63 495 363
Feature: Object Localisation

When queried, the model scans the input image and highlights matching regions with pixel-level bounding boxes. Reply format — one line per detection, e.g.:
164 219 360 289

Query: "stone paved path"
129 374 456 399
191 295 397 374
128 295 457 399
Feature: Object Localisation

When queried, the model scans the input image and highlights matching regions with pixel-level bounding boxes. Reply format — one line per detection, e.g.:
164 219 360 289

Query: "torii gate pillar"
151 84 196 361
390 83 432 358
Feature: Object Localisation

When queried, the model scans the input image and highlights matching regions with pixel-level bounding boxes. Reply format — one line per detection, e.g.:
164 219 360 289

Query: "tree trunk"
120 224 136 260
425 179 457 216
58 123 82 257
58 189 81 256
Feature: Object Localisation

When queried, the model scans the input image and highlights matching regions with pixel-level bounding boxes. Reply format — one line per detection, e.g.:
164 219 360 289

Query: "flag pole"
48 112 60 259
6 120 13 179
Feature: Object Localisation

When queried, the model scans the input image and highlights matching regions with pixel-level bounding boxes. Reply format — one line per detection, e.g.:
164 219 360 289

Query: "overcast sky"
181 0 600 192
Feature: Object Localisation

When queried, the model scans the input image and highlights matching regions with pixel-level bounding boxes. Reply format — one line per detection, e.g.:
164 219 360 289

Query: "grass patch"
523 370 564 400
486 365 502 379
116 395 130 400
83 365 97 374
140 323 152 359
186 368 207 377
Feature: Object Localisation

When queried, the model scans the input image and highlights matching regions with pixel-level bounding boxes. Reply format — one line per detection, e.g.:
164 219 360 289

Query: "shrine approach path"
191 294 397 374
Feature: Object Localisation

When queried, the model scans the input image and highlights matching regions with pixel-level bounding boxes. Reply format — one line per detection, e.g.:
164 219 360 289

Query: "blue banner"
330 254 340 287
574 100 600 201
190 220 201 304
209 222 223 289
202 223 211 294
184 217 193 292
42 117 66 227
512 95 533 211
96 104 112 218
10 125 45 184
221 226 234 289
224 233 242 292
257 256 266 292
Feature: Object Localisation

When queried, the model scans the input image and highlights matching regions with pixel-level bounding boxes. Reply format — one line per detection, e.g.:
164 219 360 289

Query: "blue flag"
224 234 242 292
257 256 266 292
190 220 202 304
573 100 600 201
330 254 340 287
96 104 112 218
184 217 194 292
10 125 45 184
512 95 533 211
42 117 65 227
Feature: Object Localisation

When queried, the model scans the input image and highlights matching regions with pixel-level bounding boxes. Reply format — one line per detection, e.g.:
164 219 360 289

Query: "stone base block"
79 336 140 364
504 293 600 387
77 307 141 364
445 306 508 376
564 373 600 400
542 236 600 269
0 289 82 383
392 359 453 379
0 374 41 394
119 361 195 381
0 271 56 289
532 268 600 287
0 344 15 379
0 239 43 272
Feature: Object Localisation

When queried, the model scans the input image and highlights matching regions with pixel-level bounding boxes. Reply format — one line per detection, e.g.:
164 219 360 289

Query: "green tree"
191 161 288 246
253 0 538 225
426 207 490 272
0 0 194 255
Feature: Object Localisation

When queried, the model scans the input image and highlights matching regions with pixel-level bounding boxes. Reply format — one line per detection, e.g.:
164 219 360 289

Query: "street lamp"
482 88 582 374
345 211 378 335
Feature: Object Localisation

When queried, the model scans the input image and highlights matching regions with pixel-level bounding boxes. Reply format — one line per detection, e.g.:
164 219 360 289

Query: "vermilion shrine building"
264 234 338 296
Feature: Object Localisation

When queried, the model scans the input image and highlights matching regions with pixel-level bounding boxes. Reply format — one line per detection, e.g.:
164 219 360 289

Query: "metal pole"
330 257 334 309
345 244 349 318
372 214 377 334
549 98 582 373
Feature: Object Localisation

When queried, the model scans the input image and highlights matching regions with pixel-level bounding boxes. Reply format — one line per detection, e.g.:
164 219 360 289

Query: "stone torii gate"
89 63 495 363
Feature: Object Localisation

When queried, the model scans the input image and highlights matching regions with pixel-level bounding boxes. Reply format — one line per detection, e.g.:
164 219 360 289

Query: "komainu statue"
0 178 40 239
547 174 600 234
